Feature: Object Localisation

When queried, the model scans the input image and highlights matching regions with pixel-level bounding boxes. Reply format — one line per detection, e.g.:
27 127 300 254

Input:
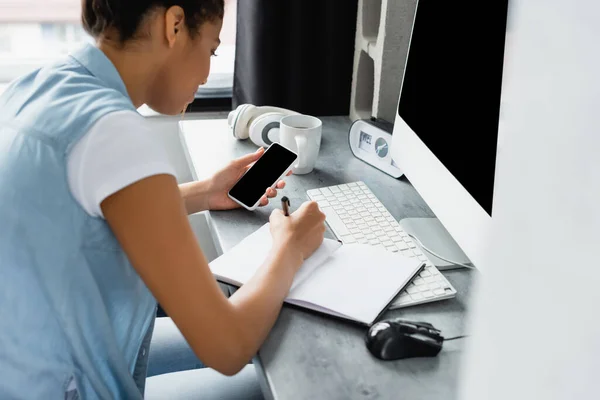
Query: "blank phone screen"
229 143 297 207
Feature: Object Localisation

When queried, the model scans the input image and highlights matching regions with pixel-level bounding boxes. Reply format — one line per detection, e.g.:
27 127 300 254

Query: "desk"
180 116 476 400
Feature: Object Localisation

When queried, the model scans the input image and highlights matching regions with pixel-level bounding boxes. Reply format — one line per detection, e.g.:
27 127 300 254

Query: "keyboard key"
406 286 419 294
396 294 412 304
411 247 423 255
321 207 351 236
401 250 416 258
409 292 423 300
320 187 332 195
395 242 409 250
330 186 340 193
341 235 356 244
413 277 425 285
419 285 431 292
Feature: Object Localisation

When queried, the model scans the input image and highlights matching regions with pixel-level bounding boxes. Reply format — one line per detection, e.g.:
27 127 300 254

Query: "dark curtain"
233 0 359 116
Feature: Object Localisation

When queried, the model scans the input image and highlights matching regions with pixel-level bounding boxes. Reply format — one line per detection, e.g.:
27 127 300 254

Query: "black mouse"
365 318 444 360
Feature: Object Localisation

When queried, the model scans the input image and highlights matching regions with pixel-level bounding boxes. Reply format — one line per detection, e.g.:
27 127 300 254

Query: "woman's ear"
165 6 185 48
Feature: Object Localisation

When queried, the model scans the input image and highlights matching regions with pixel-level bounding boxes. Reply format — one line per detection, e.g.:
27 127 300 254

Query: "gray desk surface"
180 116 476 400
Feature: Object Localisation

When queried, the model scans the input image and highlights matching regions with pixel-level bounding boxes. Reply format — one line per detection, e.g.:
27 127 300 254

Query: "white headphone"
227 104 300 147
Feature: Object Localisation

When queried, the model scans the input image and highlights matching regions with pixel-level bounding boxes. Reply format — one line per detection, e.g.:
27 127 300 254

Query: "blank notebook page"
209 223 342 288
287 243 421 323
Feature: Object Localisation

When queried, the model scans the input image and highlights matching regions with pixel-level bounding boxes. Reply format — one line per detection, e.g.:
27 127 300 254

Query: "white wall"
458 1 600 399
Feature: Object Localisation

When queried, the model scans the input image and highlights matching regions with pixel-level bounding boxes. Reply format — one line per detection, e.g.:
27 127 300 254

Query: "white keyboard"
307 181 457 309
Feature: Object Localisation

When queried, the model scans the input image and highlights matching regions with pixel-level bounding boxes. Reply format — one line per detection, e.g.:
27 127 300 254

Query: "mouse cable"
444 335 470 341
407 234 477 270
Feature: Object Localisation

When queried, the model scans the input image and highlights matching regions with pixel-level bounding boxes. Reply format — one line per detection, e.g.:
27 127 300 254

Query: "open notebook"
209 223 423 326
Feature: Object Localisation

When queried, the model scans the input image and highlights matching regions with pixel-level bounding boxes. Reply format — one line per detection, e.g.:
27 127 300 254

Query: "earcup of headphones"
248 112 288 147
227 104 256 140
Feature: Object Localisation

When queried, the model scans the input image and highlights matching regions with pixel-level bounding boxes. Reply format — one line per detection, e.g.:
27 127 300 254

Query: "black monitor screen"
398 0 509 216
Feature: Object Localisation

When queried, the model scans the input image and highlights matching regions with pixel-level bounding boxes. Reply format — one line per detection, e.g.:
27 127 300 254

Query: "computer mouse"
365 318 444 360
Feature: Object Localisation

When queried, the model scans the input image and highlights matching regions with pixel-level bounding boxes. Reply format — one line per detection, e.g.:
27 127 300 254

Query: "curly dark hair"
82 0 225 43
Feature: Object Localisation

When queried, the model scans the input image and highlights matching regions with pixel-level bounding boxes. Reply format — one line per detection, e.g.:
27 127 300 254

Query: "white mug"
279 115 322 175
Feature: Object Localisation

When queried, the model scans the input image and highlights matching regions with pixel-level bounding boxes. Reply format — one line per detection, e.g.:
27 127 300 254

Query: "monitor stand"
398 217 474 271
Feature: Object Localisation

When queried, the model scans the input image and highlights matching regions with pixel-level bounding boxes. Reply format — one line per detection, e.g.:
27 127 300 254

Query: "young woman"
0 1 325 398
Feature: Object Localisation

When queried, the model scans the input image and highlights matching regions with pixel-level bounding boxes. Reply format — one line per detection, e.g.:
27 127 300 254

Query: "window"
0 0 236 109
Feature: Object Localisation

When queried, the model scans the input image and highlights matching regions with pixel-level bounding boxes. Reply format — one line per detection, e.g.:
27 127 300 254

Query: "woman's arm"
179 180 211 214
102 174 307 376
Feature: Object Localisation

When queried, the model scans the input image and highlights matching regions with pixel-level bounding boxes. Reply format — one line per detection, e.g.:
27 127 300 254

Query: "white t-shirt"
67 110 176 218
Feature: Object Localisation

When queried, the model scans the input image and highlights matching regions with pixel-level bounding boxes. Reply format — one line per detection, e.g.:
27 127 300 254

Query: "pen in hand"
281 196 290 216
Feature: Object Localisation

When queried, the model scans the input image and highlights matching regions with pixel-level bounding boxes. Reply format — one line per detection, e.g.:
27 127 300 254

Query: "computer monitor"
390 0 509 271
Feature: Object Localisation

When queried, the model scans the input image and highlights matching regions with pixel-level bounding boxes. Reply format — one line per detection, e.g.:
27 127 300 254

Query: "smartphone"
228 142 298 210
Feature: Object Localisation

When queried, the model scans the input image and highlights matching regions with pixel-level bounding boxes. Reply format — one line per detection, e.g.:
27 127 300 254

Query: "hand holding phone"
228 143 298 211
